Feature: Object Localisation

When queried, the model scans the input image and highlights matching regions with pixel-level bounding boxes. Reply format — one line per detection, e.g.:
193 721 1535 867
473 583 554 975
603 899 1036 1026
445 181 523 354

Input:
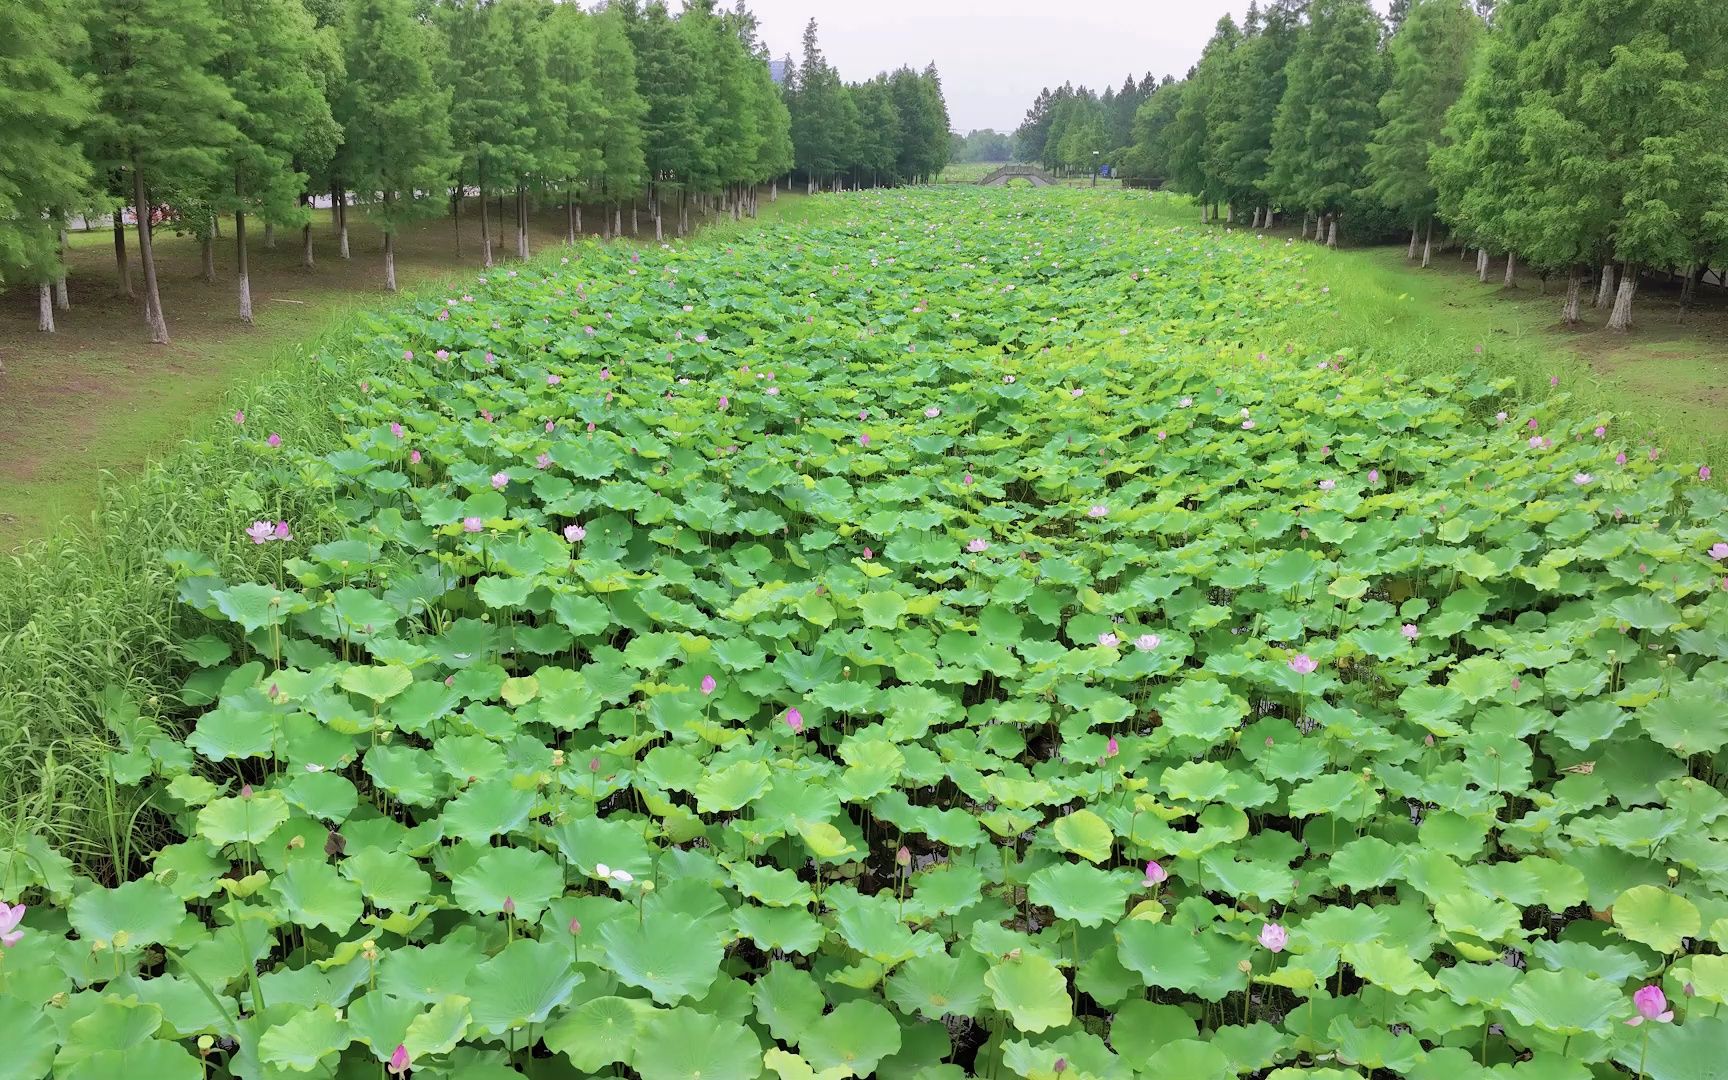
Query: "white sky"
746 0 1387 134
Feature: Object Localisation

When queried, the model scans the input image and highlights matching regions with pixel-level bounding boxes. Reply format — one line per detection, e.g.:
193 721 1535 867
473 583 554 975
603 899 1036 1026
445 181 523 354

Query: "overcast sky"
746 1 1382 134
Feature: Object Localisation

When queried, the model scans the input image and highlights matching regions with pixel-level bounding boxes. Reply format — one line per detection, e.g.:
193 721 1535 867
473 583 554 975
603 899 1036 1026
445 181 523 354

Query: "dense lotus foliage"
5 188 1728 1080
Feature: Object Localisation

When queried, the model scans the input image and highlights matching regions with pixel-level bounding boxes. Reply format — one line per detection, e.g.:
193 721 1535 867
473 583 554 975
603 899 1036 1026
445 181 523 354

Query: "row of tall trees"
1013 75 1164 173
1109 0 1727 329
781 20 951 191
2 0 948 344
950 129 1015 164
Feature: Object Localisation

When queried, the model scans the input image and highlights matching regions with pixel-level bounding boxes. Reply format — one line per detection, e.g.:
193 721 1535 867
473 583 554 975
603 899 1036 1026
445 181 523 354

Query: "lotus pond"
4 187 1728 1080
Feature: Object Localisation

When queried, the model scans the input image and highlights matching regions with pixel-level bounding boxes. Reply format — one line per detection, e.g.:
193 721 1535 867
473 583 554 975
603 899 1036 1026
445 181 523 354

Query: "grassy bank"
1140 192 1728 467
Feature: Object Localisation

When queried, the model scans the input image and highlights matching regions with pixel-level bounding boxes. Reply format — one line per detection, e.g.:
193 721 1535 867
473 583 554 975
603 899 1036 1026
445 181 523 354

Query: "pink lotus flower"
1242 419 1256 430
1496 411 1507 424
1401 624 1419 640
785 707 804 733
1070 388 1083 398
859 434 870 447
536 453 551 469
434 349 449 361
1528 436 1544 449
718 396 730 411
1528 418 1539 431
963 472 973 486
1105 736 1119 757
1573 473 1593 486
0 902 26 947
1087 505 1108 519
967 538 988 553
1626 984 1673 1026
246 520 275 544
1288 654 1318 675
1135 634 1161 652
599 367 611 380
463 517 483 533
1157 430 1167 441
233 410 245 425
701 675 716 695
1003 375 1015 384
267 433 281 448
564 523 585 543
491 472 508 490
1710 543 1728 560
402 351 413 362
391 422 404 439
388 1043 411 1076
273 521 291 542
1703 466 1714 481
925 407 941 419
1367 469 1380 484
1259 923 1288 953
1319 479 1336 491
548 373 562 385
1179 396 1193 408
410 450 422 464
1098 632 1119 648
1142 861 1167 887
1616 451 1628 465
1594 426 1606 437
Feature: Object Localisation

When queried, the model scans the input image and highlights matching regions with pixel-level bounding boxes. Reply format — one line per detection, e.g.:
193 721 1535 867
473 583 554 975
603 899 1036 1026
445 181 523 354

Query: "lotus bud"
569 918 582 936
502 896 516 915
1237 959 1253 973
896 846 912 867
240 783 254 800
1054 1059 1067 1074
287 835 304 850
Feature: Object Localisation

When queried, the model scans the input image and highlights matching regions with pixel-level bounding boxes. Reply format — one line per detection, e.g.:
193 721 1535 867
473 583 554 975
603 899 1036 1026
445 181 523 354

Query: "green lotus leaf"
885 948 991 1020
68 879 186 951
269 860 363 934
1027 862 1136 927
985 952 1073 1033
1051 808 1113 864
466 939 581 1035
601 911 725 1004
449 846 563 920
257 1005 352 1073
797 1000 902 1077
196 790 291 846
1503 969 1623 1036
1612 885 1701 954
634 1006 763 1080
545 995 653 1072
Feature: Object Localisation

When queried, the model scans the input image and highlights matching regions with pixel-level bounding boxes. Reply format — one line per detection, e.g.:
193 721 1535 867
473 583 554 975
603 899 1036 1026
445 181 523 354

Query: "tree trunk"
771 179 778 202
383 190 398 290
1681 264 1699 308
200 234 215 283
1225 203 1234 224
1562 265 1584 325
567 192 576 244
479 167 492 267
235 193 253 324
631 204 639 235
113 213 134 298
38 283 55 332
55 229 69 309
1594 262 1616 308
613 205 621 238
1503 252 1515 288
263 222 274 250
331 183 342 227
1408 223 1419 260
576 203 582 235
1473 248 1487 282
454 171 463 257
516 184 528 259
337 185 350 259
1301 211 1310 239
1607 263 1638 331
133 163 169 343
655 207 663 242
1326 215 1338 247
1421 220 1433 268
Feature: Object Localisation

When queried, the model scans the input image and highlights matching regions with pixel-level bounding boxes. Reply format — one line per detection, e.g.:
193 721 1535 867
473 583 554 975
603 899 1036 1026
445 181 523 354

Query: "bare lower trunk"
1225 204 1234 224
302 221 314 269
576 203 582 234
235 199 253 324
655 208 663 242
113 214 133 298
567 194 576 244
331 183 342 227
1408 223 1419 260
1503 252 1515 288
1476 248 1490 282
383 190 397 291
1562 266 1584 325
479 174 492 267
337 186 350 259
133 163 169 343
1607 263 1638 331
1594 262 1616 308
1326 215 1338 247
263 222 274 249
38 283 55 332
1421 220 1433 268
1681 264 1699 308
201 235 216 283
631 205 639 235
771 179 778 202
1301 211 1310 238
516 185 528 259
613 206 621 238
454 173 463 258
55 229 69 309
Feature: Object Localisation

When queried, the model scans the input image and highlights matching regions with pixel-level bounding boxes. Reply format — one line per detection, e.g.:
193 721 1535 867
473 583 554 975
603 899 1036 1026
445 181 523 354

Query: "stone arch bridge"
977 164 1059 187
